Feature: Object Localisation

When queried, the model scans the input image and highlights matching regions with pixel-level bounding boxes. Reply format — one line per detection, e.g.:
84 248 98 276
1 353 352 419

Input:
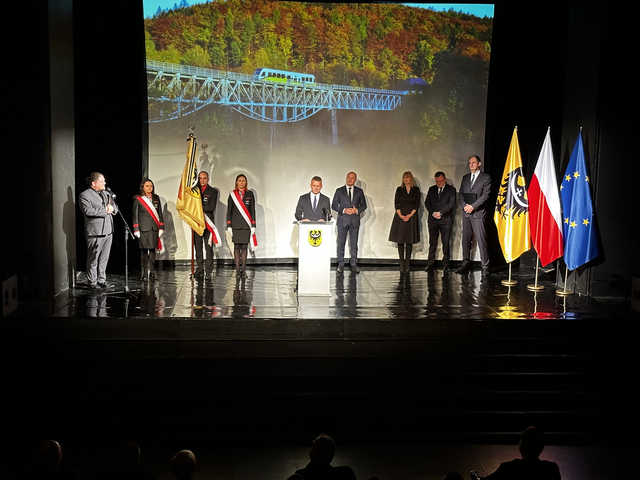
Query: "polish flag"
528 128 564 266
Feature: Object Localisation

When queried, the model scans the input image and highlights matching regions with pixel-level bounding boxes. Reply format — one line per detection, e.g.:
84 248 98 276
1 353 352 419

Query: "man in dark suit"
457 155 491 275
79 171 118 289
194 171 218 280
425 171 457 271
295 176 332 222
332 171 367 273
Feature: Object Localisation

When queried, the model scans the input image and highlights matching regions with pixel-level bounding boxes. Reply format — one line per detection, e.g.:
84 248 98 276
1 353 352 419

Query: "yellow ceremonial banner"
494 127 530 263
176 133 205 236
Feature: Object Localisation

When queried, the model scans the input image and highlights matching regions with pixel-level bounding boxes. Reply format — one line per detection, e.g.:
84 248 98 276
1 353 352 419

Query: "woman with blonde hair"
388 171 421 272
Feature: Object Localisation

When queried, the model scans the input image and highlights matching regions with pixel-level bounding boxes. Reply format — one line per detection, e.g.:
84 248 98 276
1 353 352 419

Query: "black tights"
234 244 248 272
397 243 412 261
140 248 156 273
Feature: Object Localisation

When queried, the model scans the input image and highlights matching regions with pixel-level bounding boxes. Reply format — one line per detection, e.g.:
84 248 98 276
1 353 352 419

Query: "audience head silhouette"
32 439 63 472
309 434 336 466
519 426 545 460
170 449 197 480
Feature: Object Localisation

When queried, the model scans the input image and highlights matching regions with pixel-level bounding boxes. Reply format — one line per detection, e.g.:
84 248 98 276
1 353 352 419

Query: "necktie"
348 187 352 203
313 195 317 210
438 187 442 196
470 173 476 188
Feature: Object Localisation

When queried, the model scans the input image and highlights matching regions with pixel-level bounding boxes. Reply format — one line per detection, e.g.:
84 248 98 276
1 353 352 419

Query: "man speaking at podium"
295 176 331 222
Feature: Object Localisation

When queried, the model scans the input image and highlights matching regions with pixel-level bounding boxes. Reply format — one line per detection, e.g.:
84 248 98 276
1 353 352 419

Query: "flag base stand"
555 265 572 296
527 258 544 291
501 263 517 286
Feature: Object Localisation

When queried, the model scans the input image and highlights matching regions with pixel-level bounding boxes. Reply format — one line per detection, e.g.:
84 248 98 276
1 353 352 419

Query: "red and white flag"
527 128 563 266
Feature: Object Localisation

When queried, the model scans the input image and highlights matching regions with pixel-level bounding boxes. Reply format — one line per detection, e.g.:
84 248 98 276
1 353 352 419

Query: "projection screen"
144 1 494 261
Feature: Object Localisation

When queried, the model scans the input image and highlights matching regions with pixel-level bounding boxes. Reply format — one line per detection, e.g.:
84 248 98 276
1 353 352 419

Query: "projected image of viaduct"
146 60 409 144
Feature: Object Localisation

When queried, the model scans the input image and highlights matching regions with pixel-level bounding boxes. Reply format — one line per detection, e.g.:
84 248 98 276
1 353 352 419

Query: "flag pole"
527 255 544 291
191 230 195 279
556 264 572 296
501 262 517 286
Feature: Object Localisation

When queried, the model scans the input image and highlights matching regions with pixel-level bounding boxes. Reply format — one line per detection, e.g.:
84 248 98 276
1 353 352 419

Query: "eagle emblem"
495 167 528 219
308 229 322 247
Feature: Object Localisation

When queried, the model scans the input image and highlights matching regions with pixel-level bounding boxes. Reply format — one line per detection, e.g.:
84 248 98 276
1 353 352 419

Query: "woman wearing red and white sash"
132 178 165 281
226 174 257 278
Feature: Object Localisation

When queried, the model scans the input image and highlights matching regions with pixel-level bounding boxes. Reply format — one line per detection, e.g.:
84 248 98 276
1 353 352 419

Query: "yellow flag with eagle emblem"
494 127 530 262
176 133 205 235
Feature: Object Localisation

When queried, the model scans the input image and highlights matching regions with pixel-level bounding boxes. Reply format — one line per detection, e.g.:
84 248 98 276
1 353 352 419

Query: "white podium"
297 221 334 296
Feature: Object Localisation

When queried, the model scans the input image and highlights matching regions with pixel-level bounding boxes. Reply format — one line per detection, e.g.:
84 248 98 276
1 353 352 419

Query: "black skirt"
232 227 251 244
389 214 420 244
137 230 158 250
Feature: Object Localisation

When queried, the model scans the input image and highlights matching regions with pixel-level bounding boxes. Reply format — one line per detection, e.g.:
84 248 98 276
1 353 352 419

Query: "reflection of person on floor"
132 177 164 282
479 426 561 480
86 292 108 318
288 434 356 480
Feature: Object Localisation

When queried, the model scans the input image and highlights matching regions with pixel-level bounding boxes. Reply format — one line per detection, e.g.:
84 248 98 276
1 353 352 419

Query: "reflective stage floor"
49 264 627 321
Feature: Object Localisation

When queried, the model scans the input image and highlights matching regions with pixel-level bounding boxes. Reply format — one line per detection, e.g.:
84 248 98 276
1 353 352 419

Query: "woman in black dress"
388 171 421 272
226 174 256 278
132 177 164 281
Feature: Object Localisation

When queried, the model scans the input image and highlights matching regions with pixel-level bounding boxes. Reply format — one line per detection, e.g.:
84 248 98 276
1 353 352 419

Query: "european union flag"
560 131 599 270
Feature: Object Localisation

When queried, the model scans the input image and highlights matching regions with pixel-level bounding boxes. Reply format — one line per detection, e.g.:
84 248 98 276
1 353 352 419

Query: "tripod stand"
108 188 138 295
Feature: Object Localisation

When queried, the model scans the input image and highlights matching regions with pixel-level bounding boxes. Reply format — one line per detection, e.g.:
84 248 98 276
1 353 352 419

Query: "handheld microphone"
105 187 117 199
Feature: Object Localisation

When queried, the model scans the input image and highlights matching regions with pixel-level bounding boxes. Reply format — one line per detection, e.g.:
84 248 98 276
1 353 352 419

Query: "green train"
253 68 315 85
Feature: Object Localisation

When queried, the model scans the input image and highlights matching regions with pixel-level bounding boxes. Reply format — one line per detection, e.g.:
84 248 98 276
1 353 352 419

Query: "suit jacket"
425 183 456 224
132 194 164 233
200 184 218 218
331 185 367 225
226 189 256 229
458 171 491 218
295 192 332 221
79 187 117 236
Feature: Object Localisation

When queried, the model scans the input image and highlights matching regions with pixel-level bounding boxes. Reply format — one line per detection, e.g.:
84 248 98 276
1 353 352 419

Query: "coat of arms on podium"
308 229 322 247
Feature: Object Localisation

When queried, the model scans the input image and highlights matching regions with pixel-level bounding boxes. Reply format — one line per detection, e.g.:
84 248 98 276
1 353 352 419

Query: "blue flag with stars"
560 131 599 270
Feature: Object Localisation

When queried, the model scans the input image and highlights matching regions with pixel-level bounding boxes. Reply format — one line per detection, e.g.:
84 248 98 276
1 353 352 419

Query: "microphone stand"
107 188 136 295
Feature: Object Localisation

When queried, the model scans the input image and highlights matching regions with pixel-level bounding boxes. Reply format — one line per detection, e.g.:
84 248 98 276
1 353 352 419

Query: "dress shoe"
336 264 344 273
97 282 109 289
442 261 450 271
205 271 212 281
351 264 360 274
481 266 490 277
194 270 204 280
88 283 99 290
425 260 435 271
455 260 471 274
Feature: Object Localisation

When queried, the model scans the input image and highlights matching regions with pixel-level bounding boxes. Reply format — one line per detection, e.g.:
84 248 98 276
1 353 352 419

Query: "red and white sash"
230 189 258 251
136 195 165 253
205 214 221 248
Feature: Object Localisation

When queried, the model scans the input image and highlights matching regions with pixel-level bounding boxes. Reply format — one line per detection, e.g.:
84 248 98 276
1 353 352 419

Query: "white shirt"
310 192 320 208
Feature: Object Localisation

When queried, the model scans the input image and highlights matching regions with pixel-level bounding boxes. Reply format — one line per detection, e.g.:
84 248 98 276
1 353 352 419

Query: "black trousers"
427 221 452 262
336 218 359 265
194 229 214 272
461 213 489 267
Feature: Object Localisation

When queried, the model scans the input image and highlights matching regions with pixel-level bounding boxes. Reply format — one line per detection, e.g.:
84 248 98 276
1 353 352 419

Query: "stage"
45 264 623 322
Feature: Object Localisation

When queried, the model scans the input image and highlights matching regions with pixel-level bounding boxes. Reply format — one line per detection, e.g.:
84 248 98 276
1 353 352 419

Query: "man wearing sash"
194 171 219 280
132 178 164 281
226 174 257 279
